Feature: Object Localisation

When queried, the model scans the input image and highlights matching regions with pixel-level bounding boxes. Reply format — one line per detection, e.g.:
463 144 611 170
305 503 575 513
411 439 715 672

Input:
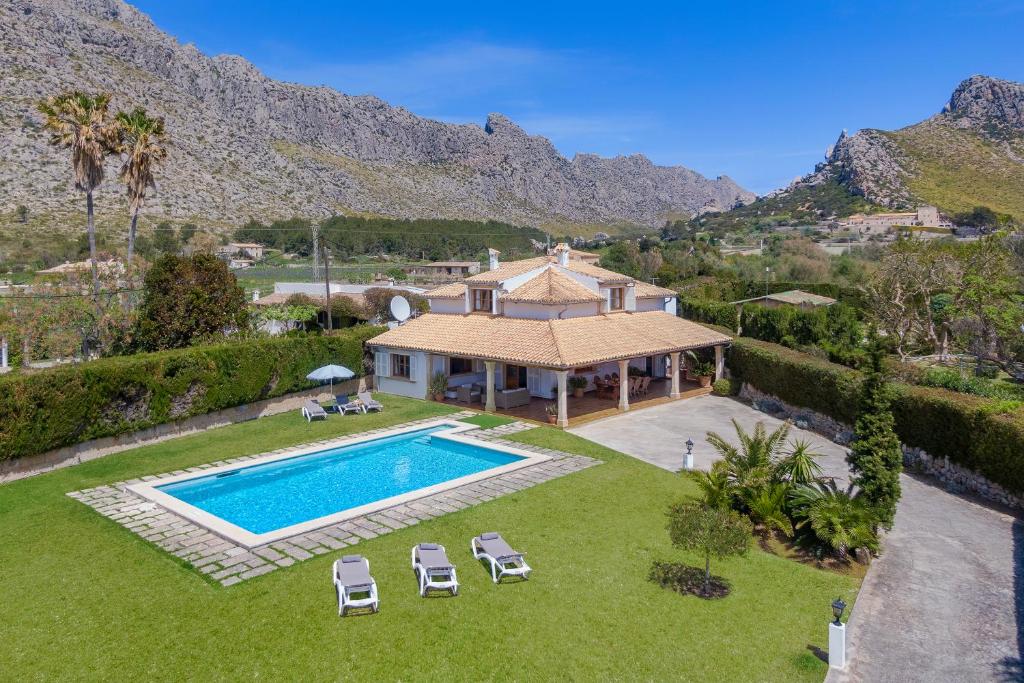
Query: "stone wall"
738 382 1022 510
0 377 369 484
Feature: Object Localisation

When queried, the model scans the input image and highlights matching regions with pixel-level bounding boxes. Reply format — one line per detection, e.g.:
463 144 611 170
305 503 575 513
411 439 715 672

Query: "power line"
1 287 142 300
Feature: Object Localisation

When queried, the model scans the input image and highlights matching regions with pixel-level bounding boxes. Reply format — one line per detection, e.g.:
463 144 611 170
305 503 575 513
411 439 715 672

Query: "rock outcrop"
0 0 754 230
792 75 1024 212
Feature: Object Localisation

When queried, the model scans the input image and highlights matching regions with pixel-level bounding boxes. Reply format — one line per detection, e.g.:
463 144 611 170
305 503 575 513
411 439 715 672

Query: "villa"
368 244 731 426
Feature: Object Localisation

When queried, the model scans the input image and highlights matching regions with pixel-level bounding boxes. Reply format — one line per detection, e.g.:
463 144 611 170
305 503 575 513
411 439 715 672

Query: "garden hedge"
728 337 1024 495
0 326 382 462
678 297 740 331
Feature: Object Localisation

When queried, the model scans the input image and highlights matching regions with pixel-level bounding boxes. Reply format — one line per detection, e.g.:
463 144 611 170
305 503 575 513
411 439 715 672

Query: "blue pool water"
156 426 523 534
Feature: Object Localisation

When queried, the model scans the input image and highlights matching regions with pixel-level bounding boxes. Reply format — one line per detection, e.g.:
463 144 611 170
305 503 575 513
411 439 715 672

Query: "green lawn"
457 413 517 429
0 395 856 680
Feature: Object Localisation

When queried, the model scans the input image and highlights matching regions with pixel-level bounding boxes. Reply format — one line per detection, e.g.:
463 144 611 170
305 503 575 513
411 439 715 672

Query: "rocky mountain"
0 0 753 234
796 75 1024 218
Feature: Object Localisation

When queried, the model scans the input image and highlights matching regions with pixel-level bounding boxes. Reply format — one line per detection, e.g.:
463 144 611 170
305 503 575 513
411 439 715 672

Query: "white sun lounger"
411 543 458 596
332 555 379 615
334 394 364 415
357 392 384 413
301 399 328 422
471 532 531 583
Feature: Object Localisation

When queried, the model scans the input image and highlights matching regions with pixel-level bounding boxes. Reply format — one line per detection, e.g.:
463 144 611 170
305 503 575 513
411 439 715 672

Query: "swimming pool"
127 420 547 547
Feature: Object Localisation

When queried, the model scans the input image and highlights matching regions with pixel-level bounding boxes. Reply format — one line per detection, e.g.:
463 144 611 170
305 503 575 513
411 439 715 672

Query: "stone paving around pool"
68 414 599 586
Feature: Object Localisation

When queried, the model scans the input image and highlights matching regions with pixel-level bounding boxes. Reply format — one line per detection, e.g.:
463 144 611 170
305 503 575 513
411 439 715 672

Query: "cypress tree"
846 330 902 527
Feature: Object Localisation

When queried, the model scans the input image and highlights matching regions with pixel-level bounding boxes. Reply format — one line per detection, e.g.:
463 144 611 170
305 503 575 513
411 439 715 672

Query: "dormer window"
609 287 625 311
472 288 493 312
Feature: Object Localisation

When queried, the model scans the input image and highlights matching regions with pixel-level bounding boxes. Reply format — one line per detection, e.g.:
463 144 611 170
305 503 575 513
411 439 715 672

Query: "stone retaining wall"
0 376 369 484
738 382 1022 510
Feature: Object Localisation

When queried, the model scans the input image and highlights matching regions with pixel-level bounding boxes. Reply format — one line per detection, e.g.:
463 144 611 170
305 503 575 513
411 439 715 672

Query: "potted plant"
428 371 449 402
544 403 559 424
692 360 715 388
568 375 588 398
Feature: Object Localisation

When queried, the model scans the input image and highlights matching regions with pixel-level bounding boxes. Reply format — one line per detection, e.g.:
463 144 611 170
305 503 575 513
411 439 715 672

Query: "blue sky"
133 0 1024 195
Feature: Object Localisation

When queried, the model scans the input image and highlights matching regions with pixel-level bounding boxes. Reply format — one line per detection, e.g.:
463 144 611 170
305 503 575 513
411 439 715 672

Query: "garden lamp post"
684 438 694 471
829 598 847 669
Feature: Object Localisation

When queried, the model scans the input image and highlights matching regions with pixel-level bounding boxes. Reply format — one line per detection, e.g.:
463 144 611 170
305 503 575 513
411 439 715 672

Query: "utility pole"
321 233 333 334
311 224 321 281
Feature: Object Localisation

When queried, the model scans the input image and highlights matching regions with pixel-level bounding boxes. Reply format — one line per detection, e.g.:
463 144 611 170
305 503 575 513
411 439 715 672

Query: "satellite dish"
390 295 411 322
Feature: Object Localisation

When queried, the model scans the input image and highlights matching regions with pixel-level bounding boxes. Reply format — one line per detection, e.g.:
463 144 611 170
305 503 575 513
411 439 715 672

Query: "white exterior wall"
373 347 428 399
427 298 464 314
502 301 601 320
635 296 677 315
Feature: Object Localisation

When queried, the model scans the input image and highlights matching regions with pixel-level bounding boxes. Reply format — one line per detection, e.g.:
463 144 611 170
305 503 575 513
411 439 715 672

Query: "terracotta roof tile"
634 281 678 298
425 282 467 299
368 311 729 369
502 269 603 305
463 257 551 284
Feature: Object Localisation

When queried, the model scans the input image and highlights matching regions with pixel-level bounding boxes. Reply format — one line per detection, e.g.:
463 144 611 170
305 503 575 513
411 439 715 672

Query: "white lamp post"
829 598 847 669
683 438 694 470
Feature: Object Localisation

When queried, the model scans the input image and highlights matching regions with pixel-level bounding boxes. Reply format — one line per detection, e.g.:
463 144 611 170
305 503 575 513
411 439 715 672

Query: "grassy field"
888 123 1024 220
0 395 856 681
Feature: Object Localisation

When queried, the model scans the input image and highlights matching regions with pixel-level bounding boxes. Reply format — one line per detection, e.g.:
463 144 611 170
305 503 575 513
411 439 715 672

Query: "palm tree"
115 107 168 270
706 419 791 501
37 92 119 301
790 481 879 559
746 483 793 535
774 439 824 484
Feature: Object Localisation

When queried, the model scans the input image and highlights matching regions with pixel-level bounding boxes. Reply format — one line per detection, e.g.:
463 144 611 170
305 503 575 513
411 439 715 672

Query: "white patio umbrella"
306 364 355 395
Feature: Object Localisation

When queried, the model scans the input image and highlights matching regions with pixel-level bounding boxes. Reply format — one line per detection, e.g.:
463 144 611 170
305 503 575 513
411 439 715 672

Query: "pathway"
570 395 1022 682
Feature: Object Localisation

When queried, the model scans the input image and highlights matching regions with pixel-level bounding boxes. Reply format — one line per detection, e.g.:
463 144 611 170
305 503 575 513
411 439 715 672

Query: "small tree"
134 253 248 350
666 502 751 597
15 205 29 223
846 330 902 527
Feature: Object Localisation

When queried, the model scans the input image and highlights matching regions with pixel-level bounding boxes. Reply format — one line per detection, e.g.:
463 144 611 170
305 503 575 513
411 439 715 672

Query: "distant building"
217 242 265 260
405 261 481 282
841 205 951 233
546 246 600 264
36 260 125 277
732 289 837 311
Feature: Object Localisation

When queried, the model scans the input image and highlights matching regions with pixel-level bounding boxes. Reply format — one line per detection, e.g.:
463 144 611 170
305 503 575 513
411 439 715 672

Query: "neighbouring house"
252 282 427 333
840 206 952 234
545 246 600 264
405 261 481 282
367 244 730 427
36 260 125 277
731 289 837 311
217 242 265 260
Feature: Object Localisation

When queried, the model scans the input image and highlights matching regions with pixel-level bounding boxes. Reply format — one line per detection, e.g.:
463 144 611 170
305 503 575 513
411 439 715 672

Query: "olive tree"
666 502 752 597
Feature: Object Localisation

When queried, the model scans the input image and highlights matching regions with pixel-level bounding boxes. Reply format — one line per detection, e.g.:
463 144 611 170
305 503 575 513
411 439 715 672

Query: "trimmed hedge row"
728 337 861 424
678 297 740 331
728 337 1024 495
0 326 383 462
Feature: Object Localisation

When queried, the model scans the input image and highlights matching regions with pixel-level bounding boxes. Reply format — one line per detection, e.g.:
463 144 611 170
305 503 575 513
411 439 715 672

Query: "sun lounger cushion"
341 555 362 563
480 532 499 540
336 557 373 589
417 547 451 570
419 543 438 550
477 534 519 560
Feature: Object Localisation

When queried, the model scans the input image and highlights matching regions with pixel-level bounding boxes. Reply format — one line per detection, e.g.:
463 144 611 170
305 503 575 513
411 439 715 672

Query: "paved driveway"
570 395 1022 682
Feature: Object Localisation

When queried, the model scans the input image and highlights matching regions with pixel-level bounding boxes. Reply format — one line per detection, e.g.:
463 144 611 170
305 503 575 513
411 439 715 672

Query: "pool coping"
69 414 601 585
125 419 551 548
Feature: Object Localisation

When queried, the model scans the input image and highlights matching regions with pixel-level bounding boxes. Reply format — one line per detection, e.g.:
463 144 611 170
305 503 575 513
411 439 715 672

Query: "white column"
669 351 681 398
829 622 846 669
484 361 496 412
714 345 725 381
618 359 629 411
556 370 568 428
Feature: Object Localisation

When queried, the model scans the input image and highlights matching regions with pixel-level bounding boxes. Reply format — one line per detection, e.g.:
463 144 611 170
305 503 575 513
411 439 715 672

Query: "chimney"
488 248 501 271
554 242 570 267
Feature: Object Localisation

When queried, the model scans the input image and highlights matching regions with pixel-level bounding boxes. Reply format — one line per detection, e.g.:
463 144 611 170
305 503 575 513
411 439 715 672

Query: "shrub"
728 337 861 424
712 378 733 396
678 297 739 330
729 336 1024 496
0 326 383 462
